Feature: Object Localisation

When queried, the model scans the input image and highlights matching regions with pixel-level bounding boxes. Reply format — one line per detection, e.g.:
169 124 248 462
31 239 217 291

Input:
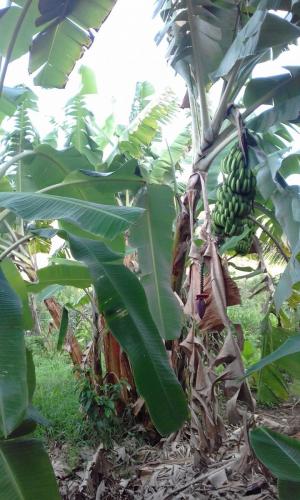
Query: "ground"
49 403 300 499
31 274 291 499
32 352 300 499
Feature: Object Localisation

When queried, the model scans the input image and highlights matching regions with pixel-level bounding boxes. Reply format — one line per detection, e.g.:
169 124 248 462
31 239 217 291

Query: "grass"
32 351 98 463
228 277 265 337
31 346 137 463
227 274 268 367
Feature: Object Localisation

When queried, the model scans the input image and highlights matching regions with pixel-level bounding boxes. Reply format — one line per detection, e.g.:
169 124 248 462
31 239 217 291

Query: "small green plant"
77 375 127 447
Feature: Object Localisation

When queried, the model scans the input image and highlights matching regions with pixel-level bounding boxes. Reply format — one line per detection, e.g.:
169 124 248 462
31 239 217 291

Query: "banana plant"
0 0 118 90
0 44 194 496
1 1 300 497
154 0 300 456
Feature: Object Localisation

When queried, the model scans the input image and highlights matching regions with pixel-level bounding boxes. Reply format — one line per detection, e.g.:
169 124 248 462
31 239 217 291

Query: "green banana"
211 142 257 248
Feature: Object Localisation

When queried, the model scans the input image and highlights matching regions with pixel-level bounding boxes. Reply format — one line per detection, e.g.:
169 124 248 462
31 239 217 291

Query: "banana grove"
0 1 300 498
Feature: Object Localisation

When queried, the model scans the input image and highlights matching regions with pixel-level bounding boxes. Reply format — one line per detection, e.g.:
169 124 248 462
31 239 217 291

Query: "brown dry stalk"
171 173 201 293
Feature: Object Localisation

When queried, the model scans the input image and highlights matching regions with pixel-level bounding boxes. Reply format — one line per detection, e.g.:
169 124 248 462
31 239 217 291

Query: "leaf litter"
47 404 300 499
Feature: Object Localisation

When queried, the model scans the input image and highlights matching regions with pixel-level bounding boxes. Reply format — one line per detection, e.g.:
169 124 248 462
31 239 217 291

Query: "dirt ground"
52 402 300 499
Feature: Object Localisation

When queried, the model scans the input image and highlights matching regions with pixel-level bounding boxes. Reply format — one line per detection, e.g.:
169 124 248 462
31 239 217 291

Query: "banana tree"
0 23 193 498
0 1 190 496
1 0 300 496
153 0 300 456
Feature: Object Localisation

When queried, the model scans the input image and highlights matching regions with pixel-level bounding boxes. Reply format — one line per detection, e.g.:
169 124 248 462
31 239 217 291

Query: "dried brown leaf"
207 467 228 488
214 331 255 423
133 397 145 417
196 244 240 331
184 263 201 317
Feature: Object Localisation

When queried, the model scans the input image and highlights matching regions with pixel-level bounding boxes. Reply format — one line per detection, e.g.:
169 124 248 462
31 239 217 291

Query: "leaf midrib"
0 396 7 438
0 446 25 500
261 428 300 476
144 194 166 338
0 192 140 225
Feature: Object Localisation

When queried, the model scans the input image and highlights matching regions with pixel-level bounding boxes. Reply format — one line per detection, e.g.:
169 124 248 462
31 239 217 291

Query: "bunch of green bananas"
211 144 256 248
234 221 256 255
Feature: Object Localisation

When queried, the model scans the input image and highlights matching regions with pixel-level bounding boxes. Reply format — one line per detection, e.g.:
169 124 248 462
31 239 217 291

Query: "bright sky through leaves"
3 0 185 129
1 0 300 185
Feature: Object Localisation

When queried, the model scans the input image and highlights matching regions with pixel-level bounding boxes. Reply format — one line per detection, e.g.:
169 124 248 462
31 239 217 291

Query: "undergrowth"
228 271 268 368
28 271 267 463
30 347 143 465
32 354 99 461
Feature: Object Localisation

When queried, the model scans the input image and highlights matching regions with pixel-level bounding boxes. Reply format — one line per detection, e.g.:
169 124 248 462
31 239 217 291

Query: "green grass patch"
33 353 97 449
228 276 267 367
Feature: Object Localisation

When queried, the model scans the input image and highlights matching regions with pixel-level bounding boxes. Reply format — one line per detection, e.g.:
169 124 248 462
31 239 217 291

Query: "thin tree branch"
0 0 33 96
186 0 211 149
0 234 31 261
248 215 289 263
0 151 33 179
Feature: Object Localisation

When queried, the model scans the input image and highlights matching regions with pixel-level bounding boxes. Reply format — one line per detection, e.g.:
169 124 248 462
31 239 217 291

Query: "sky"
2 1 300 264
4 0 186 129
2 1 300 163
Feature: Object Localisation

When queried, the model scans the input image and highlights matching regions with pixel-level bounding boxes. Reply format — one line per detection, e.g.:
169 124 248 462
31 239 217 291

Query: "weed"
77 375 127 448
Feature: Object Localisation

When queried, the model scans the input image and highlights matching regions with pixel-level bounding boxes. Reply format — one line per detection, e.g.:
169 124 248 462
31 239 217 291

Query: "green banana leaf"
0 270 28 438
30 0 117 87
212 11 300 80
130 184 182 340
47 159 145 198
64 233 188 435
0 1 39 61
0 438 60 500
246 333 300 378
250 427 300 499
0 192 144 240
1 259 33 330
27 262 92 294
0 86 30 124
21 145 96 193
